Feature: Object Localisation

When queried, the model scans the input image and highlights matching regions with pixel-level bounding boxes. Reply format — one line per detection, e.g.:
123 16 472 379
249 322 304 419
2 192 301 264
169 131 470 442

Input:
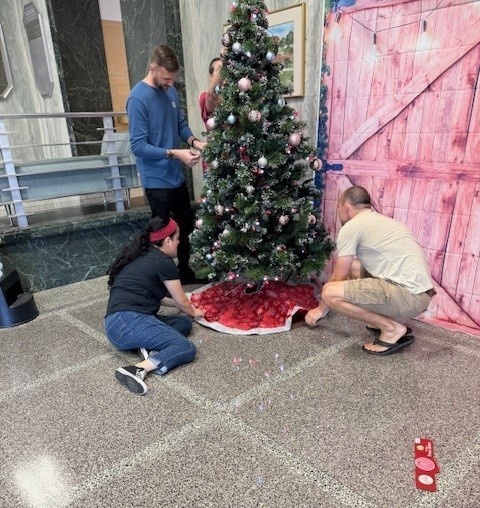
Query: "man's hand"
305 302 329 327
193 140 207 151
172 149 201 167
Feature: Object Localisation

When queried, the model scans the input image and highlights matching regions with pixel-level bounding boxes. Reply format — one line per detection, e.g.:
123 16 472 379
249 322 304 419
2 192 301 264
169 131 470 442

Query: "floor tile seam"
44 413 216 506
419 335 480 358
221 337 354 412
218 412 380 508
0 353 114 402
413 432 480 508
35 296 107 317
160 338 353 414
56 311 109 346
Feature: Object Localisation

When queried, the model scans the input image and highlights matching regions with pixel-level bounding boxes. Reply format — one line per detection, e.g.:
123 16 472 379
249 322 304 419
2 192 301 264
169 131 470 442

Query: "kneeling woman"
104 217 204 395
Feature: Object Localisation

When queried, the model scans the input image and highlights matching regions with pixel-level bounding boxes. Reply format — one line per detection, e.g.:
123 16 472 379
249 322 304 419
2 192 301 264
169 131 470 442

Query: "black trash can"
0 269 39 328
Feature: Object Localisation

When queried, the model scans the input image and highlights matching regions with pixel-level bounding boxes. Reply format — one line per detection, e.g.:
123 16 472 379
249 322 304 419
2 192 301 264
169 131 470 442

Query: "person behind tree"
305 186 436 355
104 217 204 395
199 57 223 129
126 44 206 284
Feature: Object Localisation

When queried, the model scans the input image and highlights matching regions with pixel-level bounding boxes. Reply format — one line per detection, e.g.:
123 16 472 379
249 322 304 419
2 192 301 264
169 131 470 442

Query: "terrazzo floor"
1 276 479 507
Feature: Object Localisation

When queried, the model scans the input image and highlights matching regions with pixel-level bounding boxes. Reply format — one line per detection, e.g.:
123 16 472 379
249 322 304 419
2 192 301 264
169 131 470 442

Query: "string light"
328 0 474 55
368 32 381 61
416 19 433 51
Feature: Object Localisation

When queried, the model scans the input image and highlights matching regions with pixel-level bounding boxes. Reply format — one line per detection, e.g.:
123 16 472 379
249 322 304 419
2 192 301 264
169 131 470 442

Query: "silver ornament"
258 156 267 168
266 51 275 62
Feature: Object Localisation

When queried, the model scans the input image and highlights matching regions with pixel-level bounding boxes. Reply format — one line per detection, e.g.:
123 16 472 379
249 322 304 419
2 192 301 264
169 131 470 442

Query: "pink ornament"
195 219 203 229
279 215 289 225
248 109 262 122
206 117 216 131
308 214 317 225
288 132 301 147
238 77 252 92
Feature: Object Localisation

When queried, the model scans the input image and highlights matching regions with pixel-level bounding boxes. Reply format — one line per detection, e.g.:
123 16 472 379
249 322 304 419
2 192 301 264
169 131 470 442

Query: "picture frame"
267 3 306 98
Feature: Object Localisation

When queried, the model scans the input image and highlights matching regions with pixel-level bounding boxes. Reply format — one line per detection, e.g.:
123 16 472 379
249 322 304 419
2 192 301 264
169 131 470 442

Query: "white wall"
98 0 122 21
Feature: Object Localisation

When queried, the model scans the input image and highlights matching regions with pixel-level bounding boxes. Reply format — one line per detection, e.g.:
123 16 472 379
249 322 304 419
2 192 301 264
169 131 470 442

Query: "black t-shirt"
106 246 179 316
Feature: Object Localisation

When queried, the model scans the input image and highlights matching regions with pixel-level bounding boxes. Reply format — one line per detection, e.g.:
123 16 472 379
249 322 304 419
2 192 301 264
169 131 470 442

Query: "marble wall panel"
179 0 326 198
0 0 70 161
0 209 150 292
120 0 185 102
48 0 112 156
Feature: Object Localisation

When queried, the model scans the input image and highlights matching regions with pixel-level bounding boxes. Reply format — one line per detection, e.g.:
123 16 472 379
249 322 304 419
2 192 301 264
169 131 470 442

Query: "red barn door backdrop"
322 0 480 336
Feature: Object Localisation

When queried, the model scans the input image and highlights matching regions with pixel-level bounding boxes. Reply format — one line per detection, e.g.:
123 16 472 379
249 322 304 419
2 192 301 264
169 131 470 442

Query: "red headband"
149 218 178 243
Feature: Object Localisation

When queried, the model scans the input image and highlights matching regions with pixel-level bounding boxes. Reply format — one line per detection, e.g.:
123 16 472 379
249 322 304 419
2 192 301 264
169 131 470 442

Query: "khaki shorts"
343 278 431 319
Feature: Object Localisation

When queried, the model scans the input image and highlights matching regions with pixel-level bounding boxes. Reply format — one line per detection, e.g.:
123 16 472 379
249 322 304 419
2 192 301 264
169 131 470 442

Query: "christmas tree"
191 0 334 286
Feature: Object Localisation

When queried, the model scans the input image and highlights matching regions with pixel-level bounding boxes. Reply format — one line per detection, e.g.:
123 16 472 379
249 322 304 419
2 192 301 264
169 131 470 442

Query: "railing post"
0 120 29 228
102 115 125 212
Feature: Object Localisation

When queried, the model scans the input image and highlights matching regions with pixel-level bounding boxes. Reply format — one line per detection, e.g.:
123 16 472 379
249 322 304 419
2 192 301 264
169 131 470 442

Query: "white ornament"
266 51 275 62
227 114 236 125
215 205 224 214
279 215 289 225
258 156 267 168
211 159 219 169
246 185 255 194
232 42 242 54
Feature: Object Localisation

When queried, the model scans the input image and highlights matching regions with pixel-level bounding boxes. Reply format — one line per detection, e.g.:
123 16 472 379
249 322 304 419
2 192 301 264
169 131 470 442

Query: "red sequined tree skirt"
190 280 319 335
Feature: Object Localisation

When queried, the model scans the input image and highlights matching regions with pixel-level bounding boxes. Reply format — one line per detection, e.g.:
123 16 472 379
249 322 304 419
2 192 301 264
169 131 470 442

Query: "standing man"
305 186 436 355
198 57 223 129
127 45 206 284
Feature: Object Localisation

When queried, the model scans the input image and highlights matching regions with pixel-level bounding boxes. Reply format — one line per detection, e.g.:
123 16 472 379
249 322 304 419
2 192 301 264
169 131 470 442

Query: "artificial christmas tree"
191 0 334 333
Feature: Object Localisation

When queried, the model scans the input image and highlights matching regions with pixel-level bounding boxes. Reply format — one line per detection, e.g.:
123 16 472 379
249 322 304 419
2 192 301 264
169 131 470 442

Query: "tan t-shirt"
336 210 434 294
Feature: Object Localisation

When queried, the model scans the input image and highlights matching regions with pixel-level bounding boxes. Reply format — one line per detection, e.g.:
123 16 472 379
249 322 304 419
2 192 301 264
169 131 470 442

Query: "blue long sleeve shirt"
126 81 194 188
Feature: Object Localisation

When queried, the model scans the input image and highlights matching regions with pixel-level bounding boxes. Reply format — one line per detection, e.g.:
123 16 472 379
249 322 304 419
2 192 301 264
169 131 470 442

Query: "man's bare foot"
362 324 411 353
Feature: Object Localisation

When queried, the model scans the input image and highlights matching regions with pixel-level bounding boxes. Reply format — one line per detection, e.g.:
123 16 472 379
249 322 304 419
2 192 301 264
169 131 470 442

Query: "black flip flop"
362 333 415 355
366 326 412 337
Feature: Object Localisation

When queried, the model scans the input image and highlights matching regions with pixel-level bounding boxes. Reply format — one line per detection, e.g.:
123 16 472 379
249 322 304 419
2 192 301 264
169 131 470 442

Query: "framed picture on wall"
267 3 305 98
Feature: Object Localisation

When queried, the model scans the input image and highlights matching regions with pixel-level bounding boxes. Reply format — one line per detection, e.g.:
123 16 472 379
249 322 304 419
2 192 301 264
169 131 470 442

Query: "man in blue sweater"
127 45 206 284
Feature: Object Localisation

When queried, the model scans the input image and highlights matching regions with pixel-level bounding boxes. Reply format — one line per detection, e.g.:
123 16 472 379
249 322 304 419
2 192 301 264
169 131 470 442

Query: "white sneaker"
115 365 147 395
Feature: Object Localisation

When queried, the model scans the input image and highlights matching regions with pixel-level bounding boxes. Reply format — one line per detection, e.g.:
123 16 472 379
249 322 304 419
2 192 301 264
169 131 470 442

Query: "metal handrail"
0 111 136 229
0 111 126 119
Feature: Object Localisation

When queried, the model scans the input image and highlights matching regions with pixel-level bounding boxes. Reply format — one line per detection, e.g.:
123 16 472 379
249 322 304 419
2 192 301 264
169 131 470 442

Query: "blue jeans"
104 311 196 375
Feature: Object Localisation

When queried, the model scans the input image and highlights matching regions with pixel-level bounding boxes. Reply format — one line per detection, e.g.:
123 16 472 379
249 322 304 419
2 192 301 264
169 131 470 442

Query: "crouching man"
305 186 436 355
